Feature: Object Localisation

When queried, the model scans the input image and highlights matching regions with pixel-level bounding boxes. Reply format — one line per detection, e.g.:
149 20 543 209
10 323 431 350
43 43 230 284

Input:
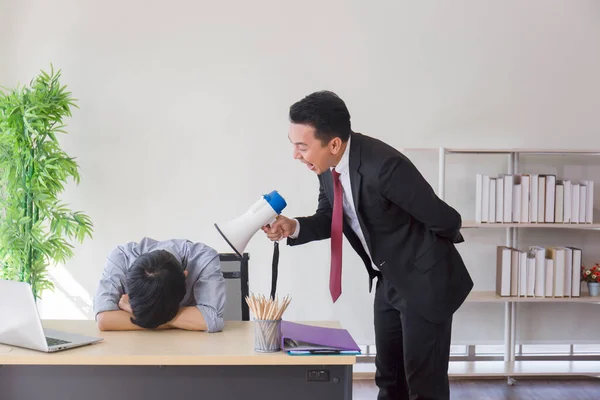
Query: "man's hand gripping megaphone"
261 215 298 242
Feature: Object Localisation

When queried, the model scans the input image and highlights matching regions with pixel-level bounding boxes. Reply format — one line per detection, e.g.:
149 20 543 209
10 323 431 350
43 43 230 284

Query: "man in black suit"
264 91 473 400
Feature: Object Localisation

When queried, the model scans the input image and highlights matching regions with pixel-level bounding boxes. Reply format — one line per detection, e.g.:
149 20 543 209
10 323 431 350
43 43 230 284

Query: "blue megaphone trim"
263 190 287 214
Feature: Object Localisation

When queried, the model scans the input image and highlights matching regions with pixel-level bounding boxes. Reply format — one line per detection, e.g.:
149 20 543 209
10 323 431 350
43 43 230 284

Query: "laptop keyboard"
46 337 71 347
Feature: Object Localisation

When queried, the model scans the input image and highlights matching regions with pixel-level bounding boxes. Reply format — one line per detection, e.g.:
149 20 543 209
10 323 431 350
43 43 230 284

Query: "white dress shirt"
290 136 379 271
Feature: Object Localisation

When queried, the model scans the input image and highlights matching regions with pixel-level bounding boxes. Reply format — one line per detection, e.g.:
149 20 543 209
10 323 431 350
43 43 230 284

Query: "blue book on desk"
281 321 361 355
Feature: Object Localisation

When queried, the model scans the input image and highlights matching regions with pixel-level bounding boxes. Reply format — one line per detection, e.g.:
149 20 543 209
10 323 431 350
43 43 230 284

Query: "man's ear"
183 270 188 278
330 137 343 154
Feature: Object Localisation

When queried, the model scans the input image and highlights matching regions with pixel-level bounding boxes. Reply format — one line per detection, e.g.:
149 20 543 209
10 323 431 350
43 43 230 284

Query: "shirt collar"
332 135 351 175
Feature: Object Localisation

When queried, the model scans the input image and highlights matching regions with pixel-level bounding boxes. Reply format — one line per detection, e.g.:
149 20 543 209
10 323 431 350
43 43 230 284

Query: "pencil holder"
254 319 282 352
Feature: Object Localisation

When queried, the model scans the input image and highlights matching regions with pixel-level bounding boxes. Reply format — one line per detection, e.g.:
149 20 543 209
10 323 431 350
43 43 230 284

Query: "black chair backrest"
219 253 249 321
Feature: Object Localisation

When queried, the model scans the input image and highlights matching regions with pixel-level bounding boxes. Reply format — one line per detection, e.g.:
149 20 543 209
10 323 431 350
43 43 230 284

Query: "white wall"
2 0 600 345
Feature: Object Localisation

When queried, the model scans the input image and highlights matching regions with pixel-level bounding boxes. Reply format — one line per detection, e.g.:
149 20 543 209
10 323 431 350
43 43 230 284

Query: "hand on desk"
262 215 297 241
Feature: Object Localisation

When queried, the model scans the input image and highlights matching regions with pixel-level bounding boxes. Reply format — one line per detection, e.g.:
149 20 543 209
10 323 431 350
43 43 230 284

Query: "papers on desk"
280 321 361 356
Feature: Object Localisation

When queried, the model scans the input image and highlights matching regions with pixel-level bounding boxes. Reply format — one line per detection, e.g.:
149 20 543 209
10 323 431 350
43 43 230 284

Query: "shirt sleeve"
186 244 226 333
93 248 127 319
288 218 301 239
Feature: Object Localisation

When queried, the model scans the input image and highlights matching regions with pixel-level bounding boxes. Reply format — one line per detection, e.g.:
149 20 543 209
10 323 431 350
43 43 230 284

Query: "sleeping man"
93 237 226 332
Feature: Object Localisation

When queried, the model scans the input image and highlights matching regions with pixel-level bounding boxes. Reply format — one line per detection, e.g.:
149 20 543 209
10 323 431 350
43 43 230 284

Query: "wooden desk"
0 320 356 400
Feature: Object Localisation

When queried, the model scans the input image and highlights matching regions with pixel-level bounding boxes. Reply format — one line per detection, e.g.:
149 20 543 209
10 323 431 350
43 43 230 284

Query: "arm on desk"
96 284 210 331
168 307 208 331
96 308 206 331
97 310 172 331
97 310 144 331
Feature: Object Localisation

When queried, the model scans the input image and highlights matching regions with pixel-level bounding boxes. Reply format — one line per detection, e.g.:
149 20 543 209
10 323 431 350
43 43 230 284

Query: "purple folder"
280 321 360 352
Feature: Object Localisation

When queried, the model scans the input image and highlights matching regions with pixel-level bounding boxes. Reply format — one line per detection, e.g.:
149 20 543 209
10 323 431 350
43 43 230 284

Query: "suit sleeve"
287 178 332 246
378 156 464 243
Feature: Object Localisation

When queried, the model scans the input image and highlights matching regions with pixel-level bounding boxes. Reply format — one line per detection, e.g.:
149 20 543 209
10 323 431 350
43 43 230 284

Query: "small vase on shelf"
588 282 600 297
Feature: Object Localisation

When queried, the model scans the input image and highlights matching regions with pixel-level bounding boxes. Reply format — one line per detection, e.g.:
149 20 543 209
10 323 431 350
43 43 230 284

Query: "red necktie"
330 169 343 302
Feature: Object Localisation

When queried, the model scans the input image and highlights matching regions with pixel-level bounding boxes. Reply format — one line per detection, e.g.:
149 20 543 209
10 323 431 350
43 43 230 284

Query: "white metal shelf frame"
434 147 600 383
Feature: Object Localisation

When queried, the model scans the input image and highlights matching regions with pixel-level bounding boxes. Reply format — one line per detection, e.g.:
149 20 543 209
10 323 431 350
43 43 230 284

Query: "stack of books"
475 174 594 224
495 246 583 297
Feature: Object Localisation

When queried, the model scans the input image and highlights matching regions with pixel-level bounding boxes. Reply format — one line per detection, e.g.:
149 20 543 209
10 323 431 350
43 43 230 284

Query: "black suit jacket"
288 132 473 323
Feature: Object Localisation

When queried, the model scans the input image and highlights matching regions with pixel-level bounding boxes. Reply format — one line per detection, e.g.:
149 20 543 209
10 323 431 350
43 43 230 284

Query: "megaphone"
214 190 287 300
214 190 287 257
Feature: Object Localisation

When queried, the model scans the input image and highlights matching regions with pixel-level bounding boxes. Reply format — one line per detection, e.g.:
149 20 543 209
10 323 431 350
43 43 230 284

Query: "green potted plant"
582 264 600 297
0 65 93 299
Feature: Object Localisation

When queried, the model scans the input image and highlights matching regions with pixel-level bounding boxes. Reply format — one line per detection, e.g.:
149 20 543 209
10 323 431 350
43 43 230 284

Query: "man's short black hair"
289 90 352 145
126 250 186 329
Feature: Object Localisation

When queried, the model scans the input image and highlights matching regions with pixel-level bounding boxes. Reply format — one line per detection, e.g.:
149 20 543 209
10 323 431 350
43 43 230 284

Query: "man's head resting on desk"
126 250 186 329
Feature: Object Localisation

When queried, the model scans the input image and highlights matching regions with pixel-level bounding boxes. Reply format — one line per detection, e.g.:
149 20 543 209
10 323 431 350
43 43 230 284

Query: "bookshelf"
403 147 600 383
355 360 600 378
400 148 600 155
462 222 600 230
467 290 600 303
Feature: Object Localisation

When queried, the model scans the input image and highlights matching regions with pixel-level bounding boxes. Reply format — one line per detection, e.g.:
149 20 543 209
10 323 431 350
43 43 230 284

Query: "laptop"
0 279 103 352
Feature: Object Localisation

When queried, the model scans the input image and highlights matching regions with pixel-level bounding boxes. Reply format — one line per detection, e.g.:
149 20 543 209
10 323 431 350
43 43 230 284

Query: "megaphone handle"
270 241 279 300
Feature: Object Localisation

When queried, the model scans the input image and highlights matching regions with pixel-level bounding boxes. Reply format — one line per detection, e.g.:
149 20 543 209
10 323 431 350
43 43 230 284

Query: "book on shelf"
495 245 582 298
475 174 594 224
530 246 545 297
